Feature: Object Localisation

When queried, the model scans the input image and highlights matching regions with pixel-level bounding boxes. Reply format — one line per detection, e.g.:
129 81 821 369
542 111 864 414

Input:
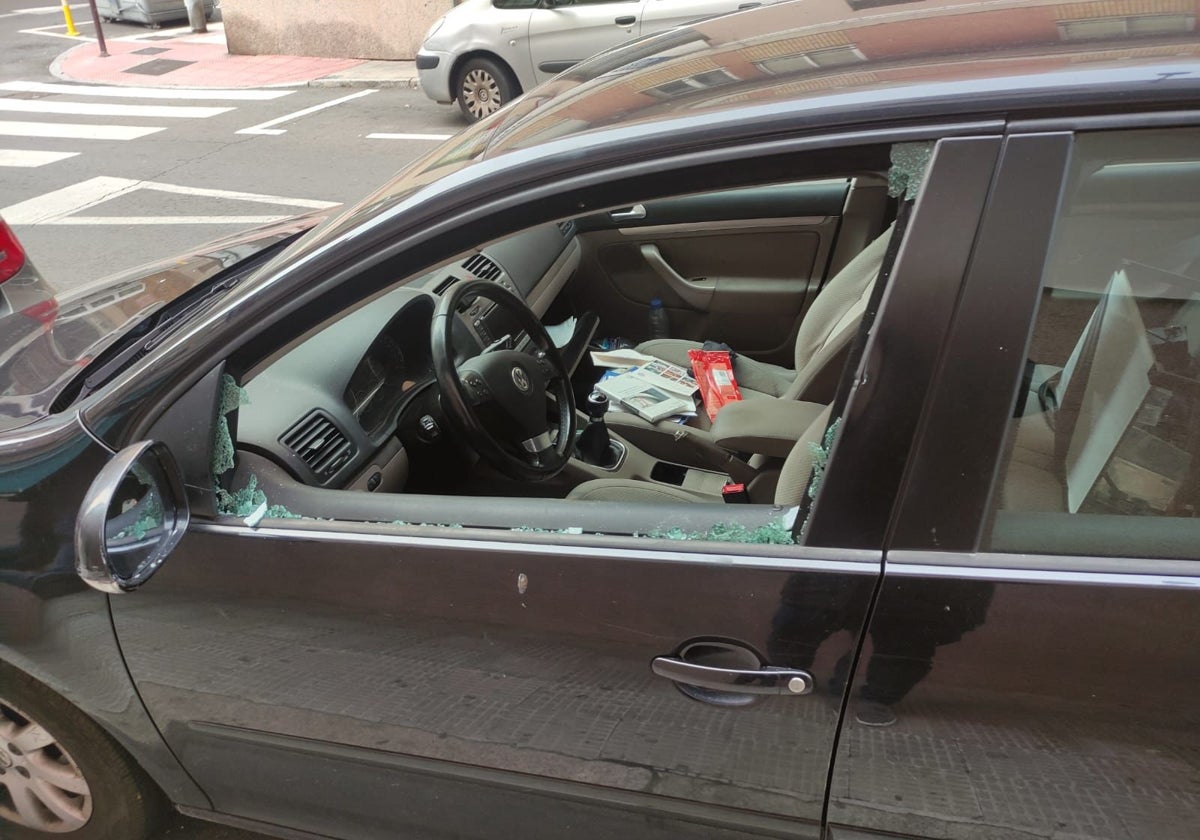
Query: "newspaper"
597 361 698 422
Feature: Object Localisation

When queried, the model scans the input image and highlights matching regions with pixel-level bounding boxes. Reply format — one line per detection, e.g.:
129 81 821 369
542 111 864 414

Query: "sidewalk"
51 22 419 90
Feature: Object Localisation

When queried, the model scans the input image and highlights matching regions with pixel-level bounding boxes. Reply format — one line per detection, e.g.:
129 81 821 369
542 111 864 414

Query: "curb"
307 77 421 90
48 39 421 92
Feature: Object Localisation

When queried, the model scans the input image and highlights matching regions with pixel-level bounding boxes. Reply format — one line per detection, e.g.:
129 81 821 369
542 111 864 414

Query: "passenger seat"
637 222 894 420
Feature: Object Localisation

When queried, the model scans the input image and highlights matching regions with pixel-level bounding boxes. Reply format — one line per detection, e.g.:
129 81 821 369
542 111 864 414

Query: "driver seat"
568 405 833 506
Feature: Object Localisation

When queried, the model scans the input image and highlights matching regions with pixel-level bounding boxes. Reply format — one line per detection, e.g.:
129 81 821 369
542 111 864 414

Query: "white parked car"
417 0 781 120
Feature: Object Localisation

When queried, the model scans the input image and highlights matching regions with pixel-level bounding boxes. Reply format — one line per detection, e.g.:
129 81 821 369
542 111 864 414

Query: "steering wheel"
432 279 576 480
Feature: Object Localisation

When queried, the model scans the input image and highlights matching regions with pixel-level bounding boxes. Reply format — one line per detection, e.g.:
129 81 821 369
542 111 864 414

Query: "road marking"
18 24 95 41
0 5 85 18
13 4 88 12
0 149 79 167
236 89 377 136
0 121 165 140
2 176 338 225
0 100 233 119
367 132 453 141
0 81 295 101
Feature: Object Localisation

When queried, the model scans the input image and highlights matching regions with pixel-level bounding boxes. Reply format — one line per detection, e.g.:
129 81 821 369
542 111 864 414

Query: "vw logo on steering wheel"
511 366 531 393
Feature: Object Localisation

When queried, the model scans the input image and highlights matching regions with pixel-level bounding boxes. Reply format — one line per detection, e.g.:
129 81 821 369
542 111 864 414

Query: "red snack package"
688 349 742 422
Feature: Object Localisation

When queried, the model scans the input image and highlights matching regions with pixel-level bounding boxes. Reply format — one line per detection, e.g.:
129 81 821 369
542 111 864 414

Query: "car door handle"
639 243 716 309
738 2 761 9
615 15 637 25
609 204 646 221
651 657 813 695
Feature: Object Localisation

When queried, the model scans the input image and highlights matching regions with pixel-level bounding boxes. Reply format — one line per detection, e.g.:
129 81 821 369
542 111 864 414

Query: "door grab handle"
652 657 813 695
610 204 645 221
615 15 637 25
639 243 715 309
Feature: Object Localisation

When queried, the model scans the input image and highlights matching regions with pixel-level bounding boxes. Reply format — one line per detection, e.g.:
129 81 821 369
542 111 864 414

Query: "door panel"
528 0 644 86
568 181 849 361
830 128 1200 838
112 526 879 839
828 564 1200 840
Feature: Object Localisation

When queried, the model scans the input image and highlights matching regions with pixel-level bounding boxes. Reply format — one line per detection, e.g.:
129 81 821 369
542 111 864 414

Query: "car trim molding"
887 550 1200 589
189 522 881 571
1008 108 1200 135
75 412 116 455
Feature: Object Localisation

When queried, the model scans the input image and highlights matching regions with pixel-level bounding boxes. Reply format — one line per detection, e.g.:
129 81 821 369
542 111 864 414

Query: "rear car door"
826 128 1200 840
528 0 647 86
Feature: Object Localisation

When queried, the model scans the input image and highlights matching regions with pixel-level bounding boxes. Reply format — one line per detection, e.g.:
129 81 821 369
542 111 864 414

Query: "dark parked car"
2 2 1198 839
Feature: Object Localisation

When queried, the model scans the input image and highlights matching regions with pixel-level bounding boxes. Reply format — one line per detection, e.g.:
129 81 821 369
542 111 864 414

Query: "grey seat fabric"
636 224 894 404
568 405 833 506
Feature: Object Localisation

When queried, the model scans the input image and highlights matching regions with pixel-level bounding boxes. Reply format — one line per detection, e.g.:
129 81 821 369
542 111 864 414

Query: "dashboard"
236 221 580 488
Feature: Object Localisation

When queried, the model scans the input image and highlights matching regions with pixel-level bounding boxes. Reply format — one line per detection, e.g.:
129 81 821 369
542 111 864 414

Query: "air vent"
279 410 356 482
461 253 502 281
557 220 577 239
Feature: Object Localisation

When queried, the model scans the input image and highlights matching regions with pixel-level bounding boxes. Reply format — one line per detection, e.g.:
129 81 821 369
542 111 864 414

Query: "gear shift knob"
586 389 609 420
579 389 615 466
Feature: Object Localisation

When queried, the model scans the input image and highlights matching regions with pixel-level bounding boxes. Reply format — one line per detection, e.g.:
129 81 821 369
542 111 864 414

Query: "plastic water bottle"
648 297 669 340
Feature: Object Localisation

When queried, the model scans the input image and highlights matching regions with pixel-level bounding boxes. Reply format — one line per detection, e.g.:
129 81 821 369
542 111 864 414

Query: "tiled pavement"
51 23 418 90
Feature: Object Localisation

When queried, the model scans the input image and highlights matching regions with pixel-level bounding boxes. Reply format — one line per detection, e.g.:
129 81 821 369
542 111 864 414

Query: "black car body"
1 2 1198 839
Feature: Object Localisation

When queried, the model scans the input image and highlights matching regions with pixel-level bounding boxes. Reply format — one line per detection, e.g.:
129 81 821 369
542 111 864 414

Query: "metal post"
86 0 108 57
60 0 80 36
184 0 207 34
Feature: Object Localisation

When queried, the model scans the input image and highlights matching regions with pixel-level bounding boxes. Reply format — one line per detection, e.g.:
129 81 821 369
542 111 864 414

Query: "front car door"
528 0 646 86
97 132 1000 840
826 127 1200 839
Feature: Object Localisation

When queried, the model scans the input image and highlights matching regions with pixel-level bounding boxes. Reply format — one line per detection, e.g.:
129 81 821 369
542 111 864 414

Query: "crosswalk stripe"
0 149 79 167
2 176 339 225
0 121 165 140
0 81 295 101
0 100 233 119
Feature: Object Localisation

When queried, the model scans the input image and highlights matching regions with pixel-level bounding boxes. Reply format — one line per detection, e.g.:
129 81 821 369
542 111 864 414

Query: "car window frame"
886 116 1200 561
79 121 1004 550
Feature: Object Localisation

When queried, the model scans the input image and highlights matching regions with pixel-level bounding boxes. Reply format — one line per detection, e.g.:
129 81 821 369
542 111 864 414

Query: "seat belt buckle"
721 482 750 504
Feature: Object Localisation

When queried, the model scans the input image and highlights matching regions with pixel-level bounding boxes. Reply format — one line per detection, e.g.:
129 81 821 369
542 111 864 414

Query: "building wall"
221 0 452 61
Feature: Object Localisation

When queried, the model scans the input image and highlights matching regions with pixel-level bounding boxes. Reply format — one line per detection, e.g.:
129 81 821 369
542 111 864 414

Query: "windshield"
0 217 320 433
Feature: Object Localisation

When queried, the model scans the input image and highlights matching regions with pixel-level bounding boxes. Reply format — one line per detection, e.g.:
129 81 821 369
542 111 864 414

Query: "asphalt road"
1 0 465 297
0 4 465 838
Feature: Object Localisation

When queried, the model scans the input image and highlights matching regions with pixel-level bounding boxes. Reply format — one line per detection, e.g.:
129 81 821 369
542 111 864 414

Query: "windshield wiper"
76 274 244 401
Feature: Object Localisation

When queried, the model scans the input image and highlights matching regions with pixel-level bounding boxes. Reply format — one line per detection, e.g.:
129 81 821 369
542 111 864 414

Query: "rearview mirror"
75 440 189 593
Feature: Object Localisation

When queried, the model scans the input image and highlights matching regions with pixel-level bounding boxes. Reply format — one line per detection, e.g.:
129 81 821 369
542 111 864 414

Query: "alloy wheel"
461 69 503 120
0 699 93 833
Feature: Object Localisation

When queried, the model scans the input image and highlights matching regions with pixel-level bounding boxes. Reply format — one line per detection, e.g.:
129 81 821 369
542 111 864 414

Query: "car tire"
0 663 164 840
456 57 518 122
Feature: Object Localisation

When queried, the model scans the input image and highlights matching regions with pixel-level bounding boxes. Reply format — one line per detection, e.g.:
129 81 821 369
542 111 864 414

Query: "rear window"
986 127 1200 560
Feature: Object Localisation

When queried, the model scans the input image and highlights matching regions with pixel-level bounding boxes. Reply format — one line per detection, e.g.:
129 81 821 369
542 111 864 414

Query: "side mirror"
75 441 190 593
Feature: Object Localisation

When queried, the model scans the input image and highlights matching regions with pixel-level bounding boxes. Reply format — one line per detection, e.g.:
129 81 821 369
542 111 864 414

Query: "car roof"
274 0 1200 279
473 0 1200 156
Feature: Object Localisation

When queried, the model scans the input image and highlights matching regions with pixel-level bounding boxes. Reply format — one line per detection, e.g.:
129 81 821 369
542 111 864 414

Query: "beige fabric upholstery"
635 223 893 403
637 339 795 398
774 405 833 506
566 480 715 503
710 399 827 458
567 404 835 507
999 412 1065 512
